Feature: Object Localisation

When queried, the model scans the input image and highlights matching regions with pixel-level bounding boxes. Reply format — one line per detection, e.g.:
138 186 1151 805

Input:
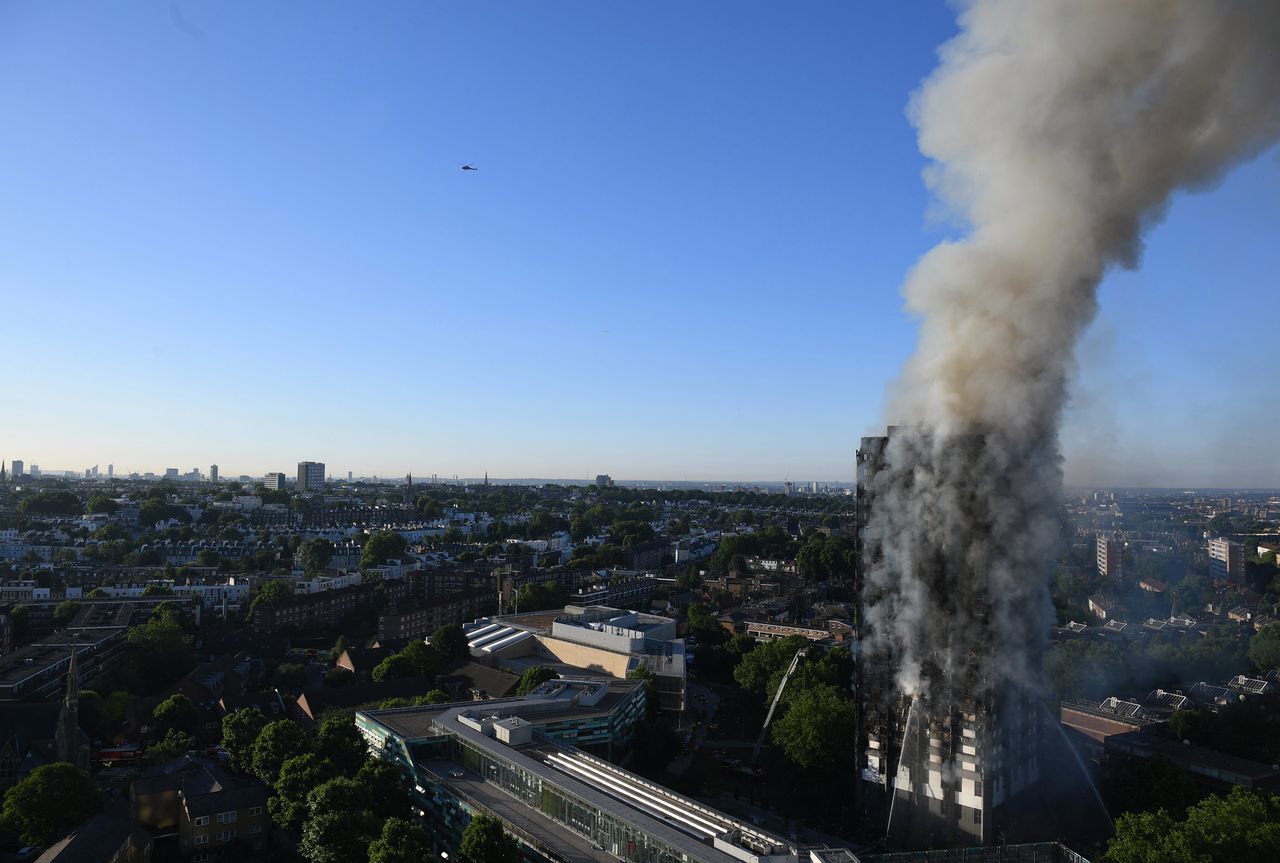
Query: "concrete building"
164 468 179 479
1095 534 1125 586
296 460 325 492
209 464 218 483
464 605 687 720
10 460 22 478
263 472 286 491
855 430 1046 847
354 679 801 863
1208 537 1245 583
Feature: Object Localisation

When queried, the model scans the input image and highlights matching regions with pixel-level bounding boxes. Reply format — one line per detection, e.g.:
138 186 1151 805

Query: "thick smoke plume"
863 0 1280 709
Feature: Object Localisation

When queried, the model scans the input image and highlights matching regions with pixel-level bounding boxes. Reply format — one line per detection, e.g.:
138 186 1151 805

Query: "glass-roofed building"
355 676 801 863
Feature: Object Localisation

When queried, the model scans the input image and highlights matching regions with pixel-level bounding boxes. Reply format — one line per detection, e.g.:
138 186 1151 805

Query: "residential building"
854 430 1046 846
378 587 494 642
33 813 152 863
1208 537 1245 583
1095 534 1125 586
262 473 286 491
296 460 325 492
131 755 270 860
11 460 22 477
209 464 218 483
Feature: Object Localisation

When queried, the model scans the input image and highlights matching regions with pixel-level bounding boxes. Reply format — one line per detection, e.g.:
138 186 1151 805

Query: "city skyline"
3 2 1278 485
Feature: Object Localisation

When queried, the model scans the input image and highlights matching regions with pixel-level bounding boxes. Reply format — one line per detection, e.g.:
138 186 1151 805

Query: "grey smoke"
863 0 1280 704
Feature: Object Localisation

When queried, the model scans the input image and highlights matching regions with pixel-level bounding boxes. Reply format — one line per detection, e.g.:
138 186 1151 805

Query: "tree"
221 707 266 772
0 763 102 846
1107 786 1280 863
355 756 413 821
368 817 433 863
1248 623 1280 672
733 636 808 696
86 587 108 599
372 653 417 682
86 494 119 514
78 689 111 741
306 776 370 819
53 599 81 628
419 689 450 705
329 634 349 664
686 603 728 646
1105 755 1197 818
248 580 294 620
314 713 369 774
770 684 856 770
9 605 29 641
431 623 469 663
457 813 520 863
274 663 310 692
299 810 378 863
152 693 200 738
252 719 309 786
361 530 407 570
298 538 334 574
402 641 443 678
125 615 194 690
515 666 558 695
269 754 337 832
146 728 196 764
324 666 354 687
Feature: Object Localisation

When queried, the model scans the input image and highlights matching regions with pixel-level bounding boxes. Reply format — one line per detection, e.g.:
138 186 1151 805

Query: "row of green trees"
220 706 432 863
1044 625 1259 704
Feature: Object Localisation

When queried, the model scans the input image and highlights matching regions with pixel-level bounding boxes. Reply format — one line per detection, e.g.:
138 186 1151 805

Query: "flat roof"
368 680 642 742
435 706 786 863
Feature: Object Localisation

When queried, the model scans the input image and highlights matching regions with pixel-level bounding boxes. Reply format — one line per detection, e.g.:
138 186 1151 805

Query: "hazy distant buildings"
263 472 286 491
1209 537 1245 583
164 468 179 479
107 464 113 479
209 464 219 483
595 474 613 488
10 460 21 478
1096 534 1125 586
297 461 325 492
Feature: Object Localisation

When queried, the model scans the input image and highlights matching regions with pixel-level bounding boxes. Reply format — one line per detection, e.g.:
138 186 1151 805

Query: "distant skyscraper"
297 461 325 492
10 460 22 477
1096 533 1125 585
29 464 39 477
1208 537 1245 583
107 464 113 479
164 468 179 479
595 474 612 488
347 471 353 482
264 472 287 491
210 464 219 483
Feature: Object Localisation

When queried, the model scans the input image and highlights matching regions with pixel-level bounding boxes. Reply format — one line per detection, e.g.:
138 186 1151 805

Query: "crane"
751 645 807 764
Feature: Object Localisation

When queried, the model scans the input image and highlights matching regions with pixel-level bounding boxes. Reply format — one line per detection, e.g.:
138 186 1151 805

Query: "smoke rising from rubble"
863 1 1280 705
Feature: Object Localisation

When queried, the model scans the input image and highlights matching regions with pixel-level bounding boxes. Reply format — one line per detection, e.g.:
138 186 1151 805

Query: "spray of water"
1051 714 1112 828
884 697 918 840
862 0 1280 723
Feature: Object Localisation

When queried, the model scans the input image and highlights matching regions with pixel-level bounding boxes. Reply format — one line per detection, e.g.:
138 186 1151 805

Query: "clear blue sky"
2 2 1277 484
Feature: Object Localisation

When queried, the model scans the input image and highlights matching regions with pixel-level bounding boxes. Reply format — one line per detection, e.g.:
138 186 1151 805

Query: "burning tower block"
855 428 1048 847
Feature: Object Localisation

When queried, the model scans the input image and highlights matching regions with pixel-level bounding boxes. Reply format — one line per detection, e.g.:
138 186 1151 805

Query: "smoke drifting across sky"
863 0 1280 700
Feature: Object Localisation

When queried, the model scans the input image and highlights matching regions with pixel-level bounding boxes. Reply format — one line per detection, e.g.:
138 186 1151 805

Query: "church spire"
56 636 84 767
64 637 80 712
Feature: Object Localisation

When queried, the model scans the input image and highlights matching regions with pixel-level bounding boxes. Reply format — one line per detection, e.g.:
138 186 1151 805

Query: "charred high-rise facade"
855 428 1047 847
